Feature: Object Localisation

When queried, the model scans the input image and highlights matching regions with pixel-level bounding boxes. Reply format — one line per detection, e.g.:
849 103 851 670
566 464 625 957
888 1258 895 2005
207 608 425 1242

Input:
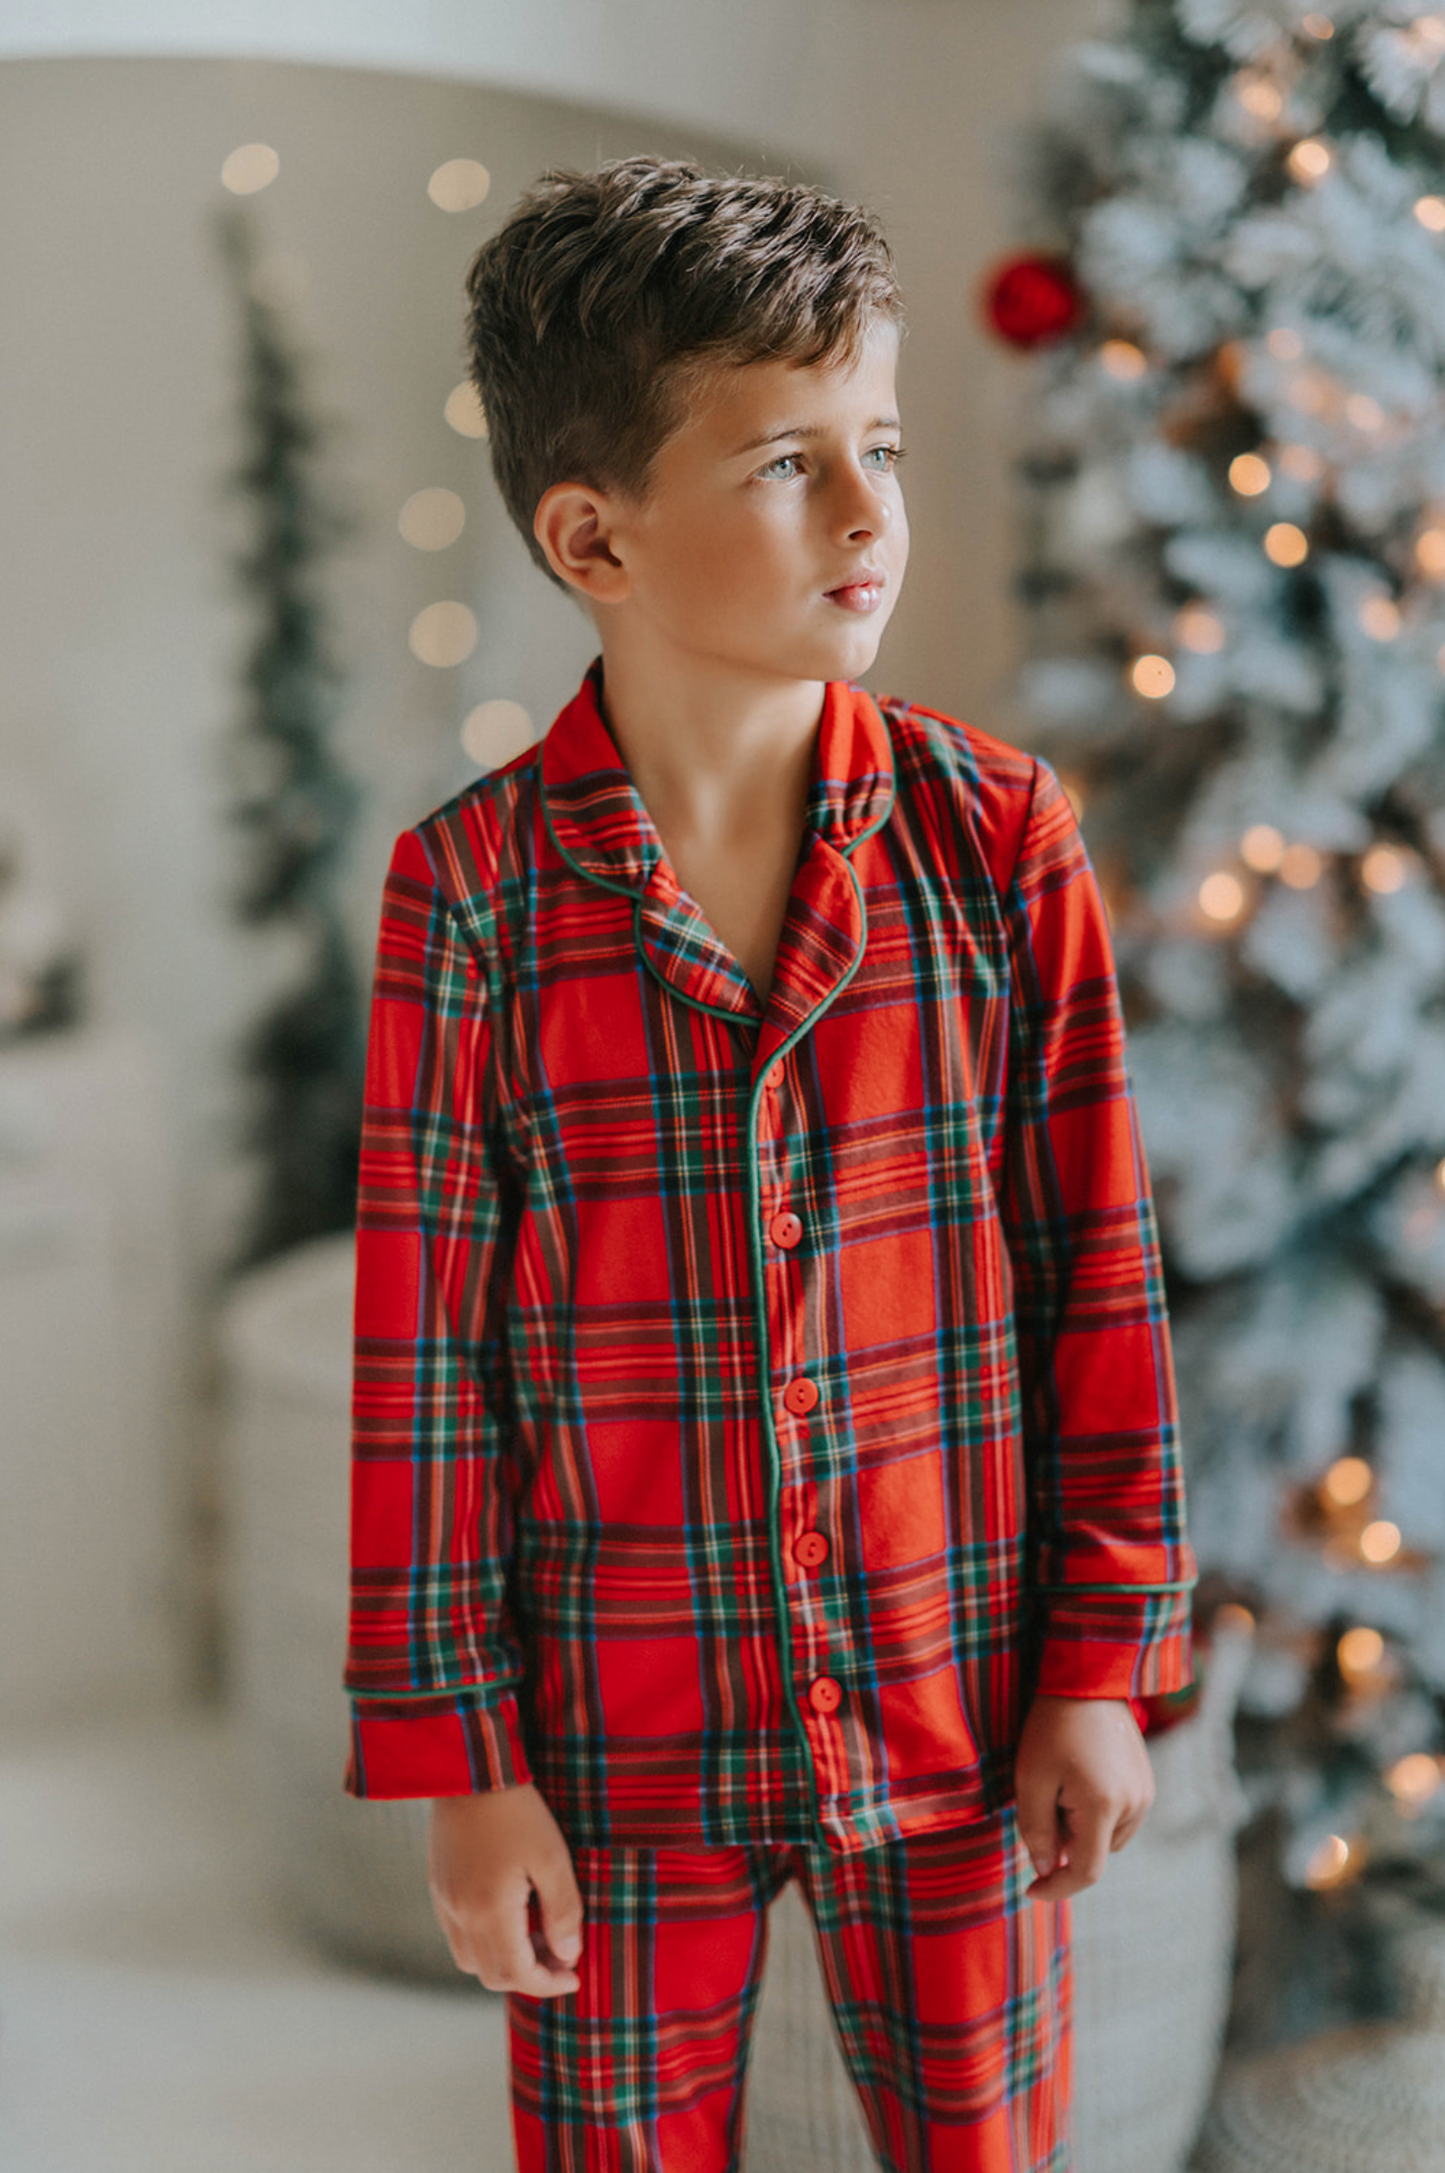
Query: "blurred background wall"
0 2 1113 1720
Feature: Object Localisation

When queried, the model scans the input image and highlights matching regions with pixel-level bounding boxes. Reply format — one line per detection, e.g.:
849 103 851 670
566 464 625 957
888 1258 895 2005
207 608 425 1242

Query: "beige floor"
0 1708 513 2172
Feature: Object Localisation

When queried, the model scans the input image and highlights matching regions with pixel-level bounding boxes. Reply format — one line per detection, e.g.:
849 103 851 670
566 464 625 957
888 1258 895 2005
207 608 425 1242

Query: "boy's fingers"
479 1890 581 1998
1109 1798 1149 1852
1014 1777 1062 1880
435 1878 579 1998
1028 1797 1120 1899
532 1850 585 1968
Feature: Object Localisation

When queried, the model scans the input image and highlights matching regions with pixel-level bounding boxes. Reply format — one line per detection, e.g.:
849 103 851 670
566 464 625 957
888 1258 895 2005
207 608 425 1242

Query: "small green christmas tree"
215 202 365 1272
989 0 1445 2038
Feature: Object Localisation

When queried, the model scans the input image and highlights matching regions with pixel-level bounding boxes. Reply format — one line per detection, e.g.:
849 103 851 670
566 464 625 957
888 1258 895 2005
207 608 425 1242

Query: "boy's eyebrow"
730 416 901 456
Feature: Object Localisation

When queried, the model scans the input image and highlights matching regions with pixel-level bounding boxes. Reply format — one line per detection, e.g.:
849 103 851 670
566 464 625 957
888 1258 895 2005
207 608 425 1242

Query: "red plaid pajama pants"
507 1809 1071 2173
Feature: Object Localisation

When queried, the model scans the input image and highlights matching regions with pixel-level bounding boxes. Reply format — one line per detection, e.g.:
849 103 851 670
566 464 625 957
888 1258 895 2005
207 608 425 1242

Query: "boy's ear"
533 482 631 605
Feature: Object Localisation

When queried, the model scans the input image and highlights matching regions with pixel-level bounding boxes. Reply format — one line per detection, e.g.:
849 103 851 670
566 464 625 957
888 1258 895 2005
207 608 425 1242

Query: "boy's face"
571 316 909 692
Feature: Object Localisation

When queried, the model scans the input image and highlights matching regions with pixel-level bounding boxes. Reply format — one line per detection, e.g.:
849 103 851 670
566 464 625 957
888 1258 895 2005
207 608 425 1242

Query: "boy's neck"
593 639 825 849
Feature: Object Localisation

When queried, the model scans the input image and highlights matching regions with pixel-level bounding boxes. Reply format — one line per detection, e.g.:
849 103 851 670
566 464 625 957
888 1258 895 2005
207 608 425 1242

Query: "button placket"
756 1043 836 1758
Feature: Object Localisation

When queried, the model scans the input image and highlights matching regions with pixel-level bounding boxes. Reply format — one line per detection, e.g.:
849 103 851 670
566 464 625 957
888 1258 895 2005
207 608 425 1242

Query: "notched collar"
540 659 895 898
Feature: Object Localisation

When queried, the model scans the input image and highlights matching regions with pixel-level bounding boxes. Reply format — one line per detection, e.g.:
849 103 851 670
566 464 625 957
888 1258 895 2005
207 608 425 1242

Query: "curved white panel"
0 0 823 153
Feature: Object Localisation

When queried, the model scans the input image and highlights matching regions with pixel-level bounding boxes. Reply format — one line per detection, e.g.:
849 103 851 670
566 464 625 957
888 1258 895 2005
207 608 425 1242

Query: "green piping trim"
540 783 648 903
350 1686 520 1705
633 899 761 1026
1038 1579 1198 1596
838 755 897 859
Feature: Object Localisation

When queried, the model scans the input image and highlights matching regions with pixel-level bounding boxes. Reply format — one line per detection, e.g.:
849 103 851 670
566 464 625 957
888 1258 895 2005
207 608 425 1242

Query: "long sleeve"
342 826 532 1799
998 759 1197 1702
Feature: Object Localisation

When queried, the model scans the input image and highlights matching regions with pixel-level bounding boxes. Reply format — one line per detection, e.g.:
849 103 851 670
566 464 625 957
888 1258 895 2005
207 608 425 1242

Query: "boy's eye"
757 444 906 482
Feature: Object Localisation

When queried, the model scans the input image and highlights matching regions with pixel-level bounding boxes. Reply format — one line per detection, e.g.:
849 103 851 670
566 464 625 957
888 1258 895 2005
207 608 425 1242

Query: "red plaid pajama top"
342 661 1196 1853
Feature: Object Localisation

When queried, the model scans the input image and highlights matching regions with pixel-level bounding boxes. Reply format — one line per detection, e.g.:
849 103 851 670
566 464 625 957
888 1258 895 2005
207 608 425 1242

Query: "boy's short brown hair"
463 155 906 587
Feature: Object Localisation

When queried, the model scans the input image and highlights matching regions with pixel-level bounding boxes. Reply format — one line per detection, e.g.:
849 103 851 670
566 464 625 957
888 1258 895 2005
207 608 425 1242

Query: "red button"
783 1377 819 1415
766 1060 785 1088
794 1531 829 1570
808 1676 843 1715
769 1211 802 1250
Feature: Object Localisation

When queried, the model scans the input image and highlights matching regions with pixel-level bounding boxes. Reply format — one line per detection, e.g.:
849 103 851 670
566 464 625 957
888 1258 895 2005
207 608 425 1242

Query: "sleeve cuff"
344 1693 533 1799
1034 1584 1196 1702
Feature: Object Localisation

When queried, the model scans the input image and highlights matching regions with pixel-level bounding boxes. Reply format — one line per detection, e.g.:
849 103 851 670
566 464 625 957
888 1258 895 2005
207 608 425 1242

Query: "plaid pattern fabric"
507 1814 1070 2173
343 661 1196 1848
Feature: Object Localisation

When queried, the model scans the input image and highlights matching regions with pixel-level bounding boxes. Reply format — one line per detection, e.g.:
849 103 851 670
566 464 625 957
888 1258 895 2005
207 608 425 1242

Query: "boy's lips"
825 569 887 613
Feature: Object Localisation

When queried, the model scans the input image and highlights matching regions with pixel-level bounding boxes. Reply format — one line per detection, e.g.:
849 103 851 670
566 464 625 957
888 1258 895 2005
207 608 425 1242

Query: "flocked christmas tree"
987 0 1445 2014
215 202 366 1273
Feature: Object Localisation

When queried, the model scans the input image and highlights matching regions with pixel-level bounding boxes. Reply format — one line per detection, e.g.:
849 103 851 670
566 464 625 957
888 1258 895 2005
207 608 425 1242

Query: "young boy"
343 156 1196 2173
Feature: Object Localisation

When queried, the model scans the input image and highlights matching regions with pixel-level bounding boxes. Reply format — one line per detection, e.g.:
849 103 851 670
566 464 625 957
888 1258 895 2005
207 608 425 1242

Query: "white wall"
0 5 1115 1698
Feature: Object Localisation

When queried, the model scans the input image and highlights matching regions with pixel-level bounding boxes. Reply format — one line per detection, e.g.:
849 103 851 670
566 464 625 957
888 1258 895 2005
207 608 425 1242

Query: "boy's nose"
835 472 892 539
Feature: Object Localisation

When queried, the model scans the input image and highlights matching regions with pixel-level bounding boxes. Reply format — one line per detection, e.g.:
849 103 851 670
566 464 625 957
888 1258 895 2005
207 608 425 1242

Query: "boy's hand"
1013 1694 1154 1901
428 1782 584 1997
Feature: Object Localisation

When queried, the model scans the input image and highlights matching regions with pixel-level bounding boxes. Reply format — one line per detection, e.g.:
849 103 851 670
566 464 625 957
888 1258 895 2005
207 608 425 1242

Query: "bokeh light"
399 487 466 551
1131 654 1175 699
1199 871 1246 923
1241 824 1285 873
445 381 489 438
428 159 491 212
1336 1625 1385 1682
1322 1455 1372 1507
1265 522 1309 568
461 699 538 770
1303 1833 1353 1889
1287 139 1333 184
1360 1520 1402 1566
222 143 280 195
1229 453 1271 496
1387 1753 1443 1807
1279 843 1323 889
1100 339 1148 380
409 602 477 668
1175 604 1225 653
1361 844 1407 894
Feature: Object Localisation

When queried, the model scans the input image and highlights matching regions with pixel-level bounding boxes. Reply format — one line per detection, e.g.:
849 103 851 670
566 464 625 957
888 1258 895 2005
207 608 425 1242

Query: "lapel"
540 660 895 1048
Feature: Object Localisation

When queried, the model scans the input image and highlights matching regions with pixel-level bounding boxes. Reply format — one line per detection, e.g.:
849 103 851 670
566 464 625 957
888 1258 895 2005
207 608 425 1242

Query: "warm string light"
1416 525 1445 578
1199 871 1247 923
1174 604 1225 653
1336 1624 1386 1683
1241 824 1285 873
1361 844 1409 893
1322 1456 1372 1508
1130 654 1175 699
1387 1752 1444 1809
1214 1601 1257 1635
1100 339 1148 380
1416 194 1445 233
1230 452 1272 496
1304 1832 1360 1889
1236 71 1285 123
1265 522 1309 567
1279 842 1323 889
1360 1519 1403 1565
1288 138 1333 185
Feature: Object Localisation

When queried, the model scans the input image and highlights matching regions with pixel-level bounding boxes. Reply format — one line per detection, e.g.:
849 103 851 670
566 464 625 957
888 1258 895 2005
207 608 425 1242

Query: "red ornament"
981 252 1085 349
